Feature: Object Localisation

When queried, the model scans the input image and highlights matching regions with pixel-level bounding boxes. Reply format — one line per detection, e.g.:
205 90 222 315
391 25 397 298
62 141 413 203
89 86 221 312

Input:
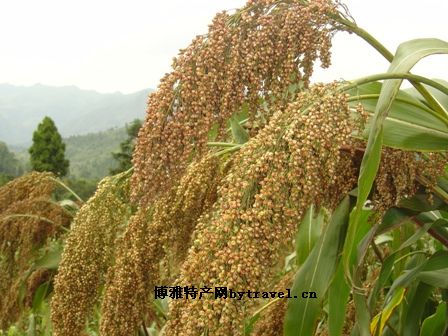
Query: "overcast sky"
0 0 447 94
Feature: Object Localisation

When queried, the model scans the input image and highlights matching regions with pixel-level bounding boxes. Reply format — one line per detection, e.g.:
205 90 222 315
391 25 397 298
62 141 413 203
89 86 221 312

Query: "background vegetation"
1 1 448 336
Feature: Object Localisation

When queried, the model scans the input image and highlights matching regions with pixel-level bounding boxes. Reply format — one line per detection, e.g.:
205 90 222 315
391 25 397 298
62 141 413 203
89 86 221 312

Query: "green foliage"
294 205 325 267
110 119 142 174
349 81 448 151
0 173 12 187
0 142 22 176
420 302 447 336
341 38 448 336
284 196 350 336
0 142 23 186
28 117 69 177
328 263 350 336
229 116 249 144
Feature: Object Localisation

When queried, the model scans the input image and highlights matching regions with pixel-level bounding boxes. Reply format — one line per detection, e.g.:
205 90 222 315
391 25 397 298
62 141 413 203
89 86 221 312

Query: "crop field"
1 1 448 335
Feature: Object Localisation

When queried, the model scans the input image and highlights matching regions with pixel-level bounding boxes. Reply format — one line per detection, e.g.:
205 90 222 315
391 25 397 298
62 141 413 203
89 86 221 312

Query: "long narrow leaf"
370 287 405 335
420 303 447 336
295 205 324 266
349 81 448 151
343 39 448 336
405 79 448 112
348 38 448 274
401 282 433 336
284 196 350 336
359 37 448 205
328 262 350 336
230 116 249 144
387 251 448 298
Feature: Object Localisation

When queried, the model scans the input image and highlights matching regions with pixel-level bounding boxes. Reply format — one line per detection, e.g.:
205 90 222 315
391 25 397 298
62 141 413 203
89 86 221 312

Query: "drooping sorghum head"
164 83 361 335
100 155 223 335
51 173 132 336
131 0 338 205
0 172 71 329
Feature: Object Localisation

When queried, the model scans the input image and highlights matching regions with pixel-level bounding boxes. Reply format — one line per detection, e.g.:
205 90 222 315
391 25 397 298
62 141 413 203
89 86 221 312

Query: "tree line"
0 116 142 198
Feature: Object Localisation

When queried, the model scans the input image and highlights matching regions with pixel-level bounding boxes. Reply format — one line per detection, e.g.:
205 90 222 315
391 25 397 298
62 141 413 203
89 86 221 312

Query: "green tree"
110 119 142 174
0 142 21 174
0 141 22 186
29 116 69 177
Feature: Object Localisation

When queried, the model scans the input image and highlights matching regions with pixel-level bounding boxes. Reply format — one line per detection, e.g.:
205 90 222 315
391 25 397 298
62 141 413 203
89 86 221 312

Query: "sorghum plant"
45 0 448 335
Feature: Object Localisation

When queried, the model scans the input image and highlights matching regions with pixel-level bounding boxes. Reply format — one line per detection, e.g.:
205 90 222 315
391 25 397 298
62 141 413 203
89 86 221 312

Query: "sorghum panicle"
373 149 446 213
165 83 360 335
132 0 338 204
51 174 131 336
100 155 223 335
0 172 70 329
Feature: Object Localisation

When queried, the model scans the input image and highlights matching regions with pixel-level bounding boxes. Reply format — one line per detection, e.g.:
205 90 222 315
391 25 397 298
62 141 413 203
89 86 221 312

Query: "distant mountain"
0 83 151 145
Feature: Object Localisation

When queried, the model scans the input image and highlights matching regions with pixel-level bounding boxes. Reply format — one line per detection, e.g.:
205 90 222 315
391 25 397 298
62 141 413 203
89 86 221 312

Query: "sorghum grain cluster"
100 155 223 335
51 173 132 336
164 83 360 335
132 0 338 204
0 172 70 329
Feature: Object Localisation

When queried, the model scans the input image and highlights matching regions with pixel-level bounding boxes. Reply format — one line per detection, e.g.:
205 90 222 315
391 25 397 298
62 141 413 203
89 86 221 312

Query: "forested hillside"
64 127 127 180
12 127 127 181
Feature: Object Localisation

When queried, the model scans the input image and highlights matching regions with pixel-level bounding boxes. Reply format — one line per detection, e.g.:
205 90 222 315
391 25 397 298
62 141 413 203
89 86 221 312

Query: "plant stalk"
50 177 84 203
412 217 448 249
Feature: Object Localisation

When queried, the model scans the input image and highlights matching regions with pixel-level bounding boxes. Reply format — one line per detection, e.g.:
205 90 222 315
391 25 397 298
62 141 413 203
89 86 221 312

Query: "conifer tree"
29 116 69 177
